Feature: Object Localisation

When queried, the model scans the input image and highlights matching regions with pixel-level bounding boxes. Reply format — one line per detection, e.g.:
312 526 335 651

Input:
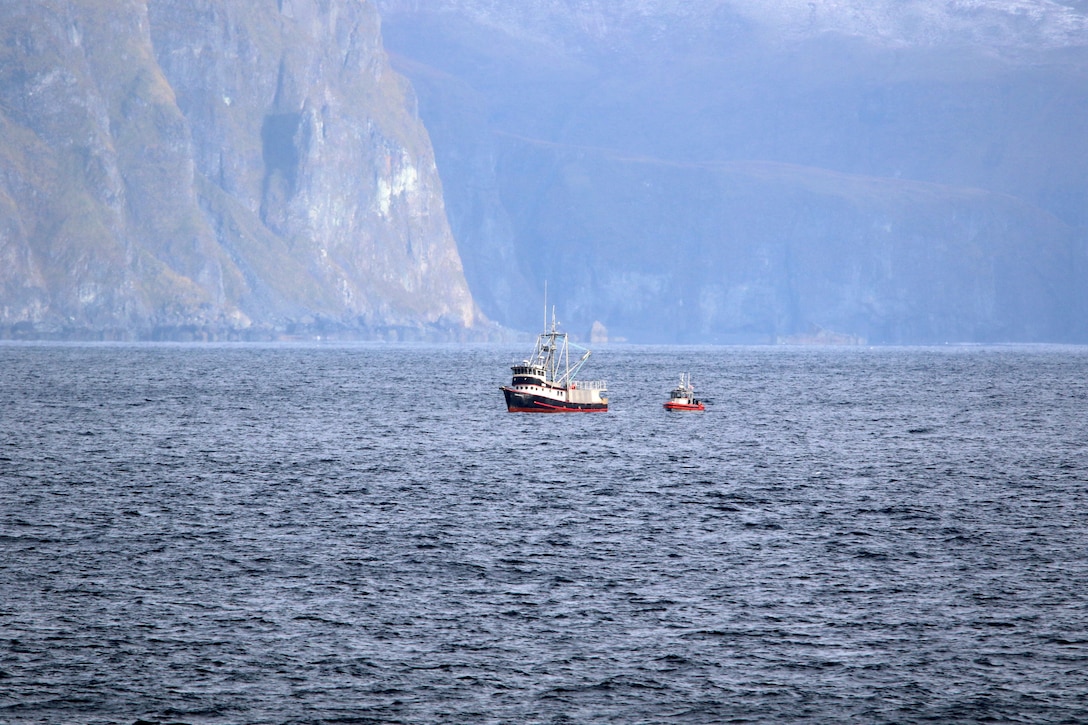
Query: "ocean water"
1 342 1087 724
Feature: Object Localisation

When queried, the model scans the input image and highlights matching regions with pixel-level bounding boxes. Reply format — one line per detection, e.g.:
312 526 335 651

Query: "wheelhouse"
511 364 547 387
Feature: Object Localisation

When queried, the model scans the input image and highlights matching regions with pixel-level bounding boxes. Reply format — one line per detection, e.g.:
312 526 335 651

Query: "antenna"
543 280 547 333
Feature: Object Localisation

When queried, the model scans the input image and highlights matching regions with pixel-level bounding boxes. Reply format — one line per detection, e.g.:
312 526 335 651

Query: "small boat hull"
502 386 608 413
664 400 705 412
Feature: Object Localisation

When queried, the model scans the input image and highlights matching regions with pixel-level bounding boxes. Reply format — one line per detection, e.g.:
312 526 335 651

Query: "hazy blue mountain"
0 0 487 340
377 0 1088 343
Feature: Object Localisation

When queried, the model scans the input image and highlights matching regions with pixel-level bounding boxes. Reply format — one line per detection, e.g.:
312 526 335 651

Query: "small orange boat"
663 373 705 411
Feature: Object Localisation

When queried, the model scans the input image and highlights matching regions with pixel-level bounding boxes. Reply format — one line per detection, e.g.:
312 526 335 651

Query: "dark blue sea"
2 342 1087 724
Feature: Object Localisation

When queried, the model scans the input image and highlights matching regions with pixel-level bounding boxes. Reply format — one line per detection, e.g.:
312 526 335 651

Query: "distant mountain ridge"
0 0 487 340
377 0 1088 342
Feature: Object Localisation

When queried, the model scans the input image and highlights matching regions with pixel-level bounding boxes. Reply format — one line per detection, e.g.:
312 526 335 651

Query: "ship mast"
528 283 592 386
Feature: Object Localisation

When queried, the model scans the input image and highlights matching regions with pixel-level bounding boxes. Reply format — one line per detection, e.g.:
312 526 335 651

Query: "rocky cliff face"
523 158 1081 343
377 0 1088 343
0 0 484 340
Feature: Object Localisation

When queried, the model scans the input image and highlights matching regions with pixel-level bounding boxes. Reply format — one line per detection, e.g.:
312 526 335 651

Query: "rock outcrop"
0 0 484 340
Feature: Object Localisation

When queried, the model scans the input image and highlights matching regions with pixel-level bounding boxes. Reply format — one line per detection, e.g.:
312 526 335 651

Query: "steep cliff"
377 0 1088 343
521 156 1080 343
0 0 484 340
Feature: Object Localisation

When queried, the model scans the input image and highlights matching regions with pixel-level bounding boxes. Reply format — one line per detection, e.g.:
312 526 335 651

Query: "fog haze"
379 0 1088 342
0 1 1084 342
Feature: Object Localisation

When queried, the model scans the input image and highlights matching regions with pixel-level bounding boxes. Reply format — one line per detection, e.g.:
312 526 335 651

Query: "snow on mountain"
379 0 1088 54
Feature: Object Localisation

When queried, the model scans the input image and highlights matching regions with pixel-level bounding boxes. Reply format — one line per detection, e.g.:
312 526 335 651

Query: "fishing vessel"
663 373 705 411
501 308 608 413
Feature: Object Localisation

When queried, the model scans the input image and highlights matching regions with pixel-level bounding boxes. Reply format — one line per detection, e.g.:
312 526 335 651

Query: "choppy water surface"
1 343 1087 724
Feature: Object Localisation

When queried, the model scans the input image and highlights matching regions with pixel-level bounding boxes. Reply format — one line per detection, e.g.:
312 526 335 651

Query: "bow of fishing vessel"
664 373 705 411
501 310 608 413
